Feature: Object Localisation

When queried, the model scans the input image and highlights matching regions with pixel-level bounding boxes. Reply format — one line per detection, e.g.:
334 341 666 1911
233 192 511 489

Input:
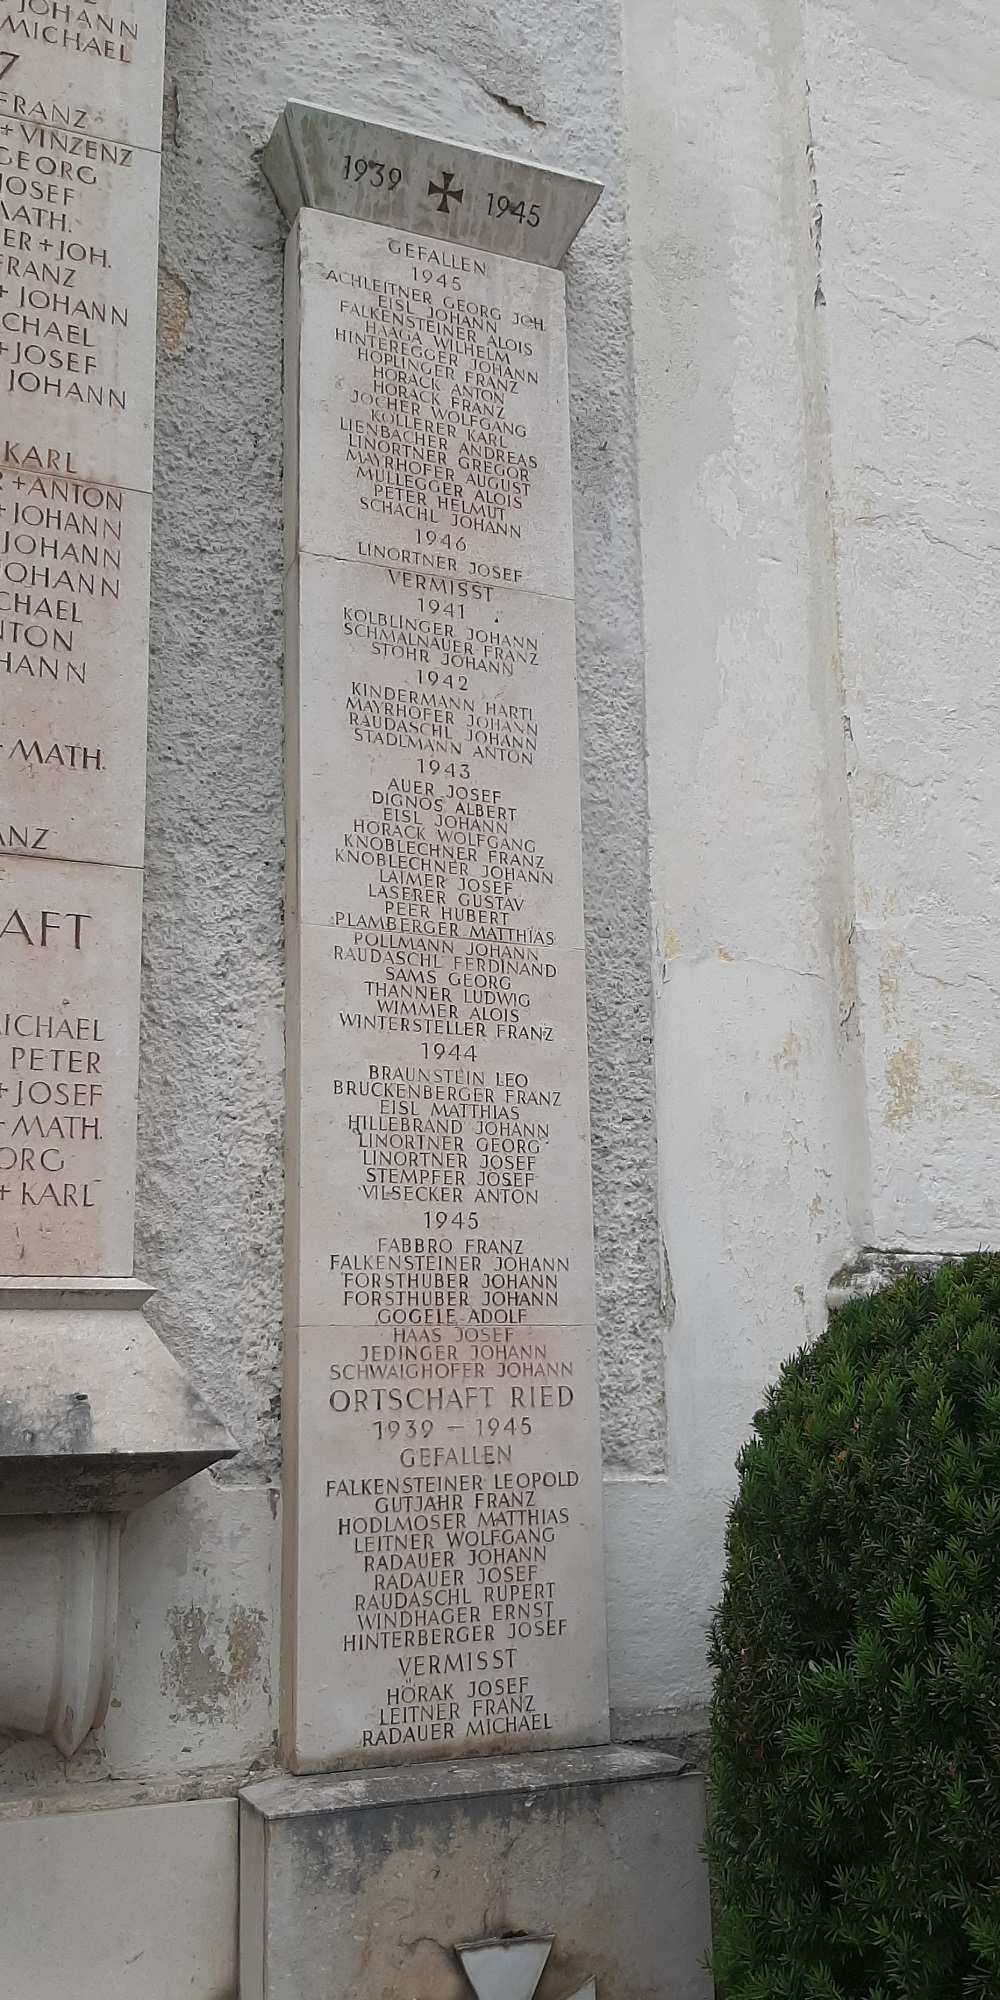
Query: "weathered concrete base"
240 1745 712 1999
0 1796 237 1999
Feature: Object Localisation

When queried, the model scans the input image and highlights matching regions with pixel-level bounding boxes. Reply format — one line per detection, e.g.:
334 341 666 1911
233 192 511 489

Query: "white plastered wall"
802 0 1000 1251
616 0 865 1721
619 0 1000 1723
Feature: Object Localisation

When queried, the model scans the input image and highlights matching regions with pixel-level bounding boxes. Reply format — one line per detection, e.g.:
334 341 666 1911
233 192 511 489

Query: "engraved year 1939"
343 154 403 190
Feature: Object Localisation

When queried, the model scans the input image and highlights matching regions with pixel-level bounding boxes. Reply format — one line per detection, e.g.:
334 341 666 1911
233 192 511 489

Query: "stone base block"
240 1745 712 1999
0 1796 237 1999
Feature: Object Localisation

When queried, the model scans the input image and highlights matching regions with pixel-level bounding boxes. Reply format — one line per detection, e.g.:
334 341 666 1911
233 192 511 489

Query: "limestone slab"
0 471 151 865
288 552 586 944
284 1314 607 1768
0 1 167 152
0 856 142 1276
289 930 597 1330
239 1746 712 2000
0 130 162 492
278 119 606 1771
265 103 601 269
286 208 575 599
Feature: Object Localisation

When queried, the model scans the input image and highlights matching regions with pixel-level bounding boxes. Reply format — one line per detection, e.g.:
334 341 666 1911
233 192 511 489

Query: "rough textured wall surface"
803 0 1000 1250
617 0 864 1718
146 0 665 1487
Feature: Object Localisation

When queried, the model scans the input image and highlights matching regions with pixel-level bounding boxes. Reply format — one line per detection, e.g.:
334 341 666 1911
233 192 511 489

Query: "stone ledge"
262 102 602 267
242 1742 685 1822
826 1247 981 1313
0 1282 235 1515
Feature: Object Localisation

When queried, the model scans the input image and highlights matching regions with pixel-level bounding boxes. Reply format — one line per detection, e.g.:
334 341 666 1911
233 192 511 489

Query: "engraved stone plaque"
0 856 141 1275
272 106 608 1772
0 7 164 1271
0 2 235 1532
0 1 167 149
286 212 575 597
0 471 151 866
0 129 162 491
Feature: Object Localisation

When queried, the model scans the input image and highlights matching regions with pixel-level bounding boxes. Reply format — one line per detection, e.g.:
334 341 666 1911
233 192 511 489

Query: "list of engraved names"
0 2 164 1276
287 206 608 1766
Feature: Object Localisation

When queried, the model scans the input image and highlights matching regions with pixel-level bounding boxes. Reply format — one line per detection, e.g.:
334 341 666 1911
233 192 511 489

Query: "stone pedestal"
240 1745 713 2000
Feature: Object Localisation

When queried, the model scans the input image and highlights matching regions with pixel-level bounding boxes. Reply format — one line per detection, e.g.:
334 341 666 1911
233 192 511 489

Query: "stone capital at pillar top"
0 1286 236 1517
262 102 602 268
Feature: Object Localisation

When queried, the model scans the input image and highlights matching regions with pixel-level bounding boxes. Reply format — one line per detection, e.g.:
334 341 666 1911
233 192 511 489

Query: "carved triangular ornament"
456 1936 596 2000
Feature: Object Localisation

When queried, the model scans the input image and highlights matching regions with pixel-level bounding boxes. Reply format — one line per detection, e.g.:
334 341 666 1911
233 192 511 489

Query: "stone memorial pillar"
265 103 608 1775
242 105 712 1999
0 3 233 1756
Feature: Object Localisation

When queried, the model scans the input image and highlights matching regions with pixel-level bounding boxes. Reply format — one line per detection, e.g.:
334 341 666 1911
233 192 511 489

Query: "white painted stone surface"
802 0 1000 1252
0 1795 237 1999
0 1513 119 1751
0 1477 278 1791
620 0 863 1717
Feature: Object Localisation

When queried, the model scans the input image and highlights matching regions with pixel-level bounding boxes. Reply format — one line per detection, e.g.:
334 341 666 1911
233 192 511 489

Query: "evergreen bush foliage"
708 1253 1000 2000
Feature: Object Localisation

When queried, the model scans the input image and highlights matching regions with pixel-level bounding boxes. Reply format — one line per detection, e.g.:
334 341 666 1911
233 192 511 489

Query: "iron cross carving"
456 1934 596 2000
428 169 464 214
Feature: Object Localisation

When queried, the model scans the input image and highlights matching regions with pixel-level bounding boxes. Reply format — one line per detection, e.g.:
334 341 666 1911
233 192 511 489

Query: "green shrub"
708 1253 1000 2000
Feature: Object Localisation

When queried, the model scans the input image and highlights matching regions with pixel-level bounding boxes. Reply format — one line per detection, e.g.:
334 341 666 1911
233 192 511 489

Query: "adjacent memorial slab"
1 468 152 867
267 106 609 1772
0 5 161 1280
0 0 167 150
0 2 234 1560
0 129 161 490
